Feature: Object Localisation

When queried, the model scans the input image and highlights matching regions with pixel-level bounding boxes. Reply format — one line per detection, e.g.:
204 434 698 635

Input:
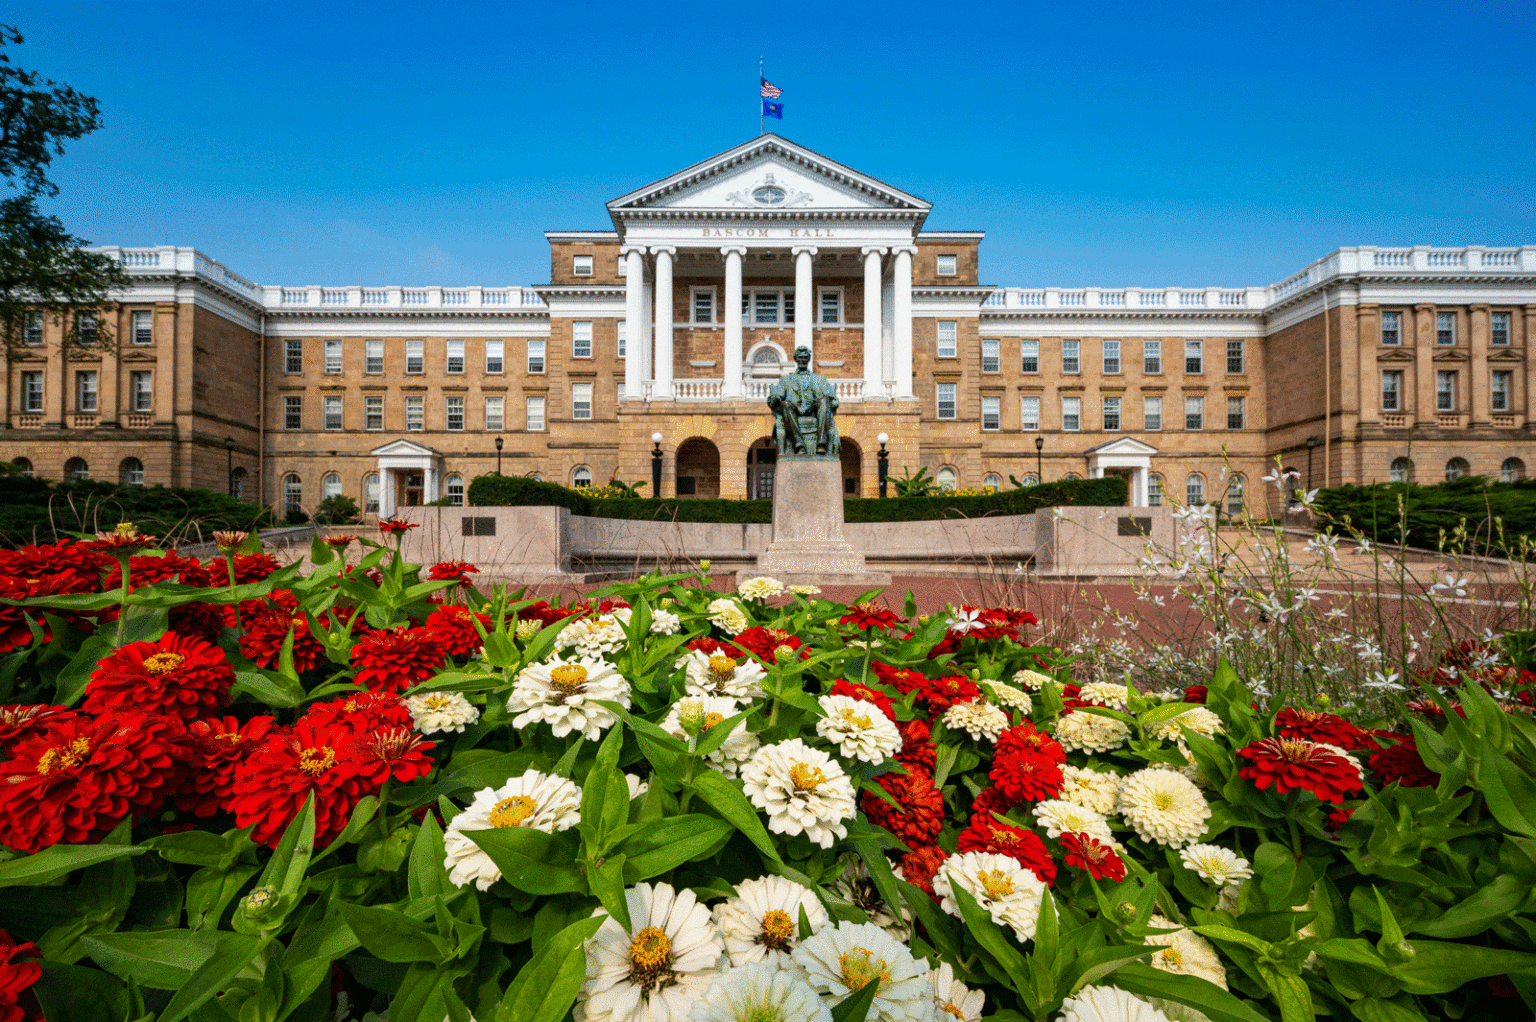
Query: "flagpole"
759 57 763 135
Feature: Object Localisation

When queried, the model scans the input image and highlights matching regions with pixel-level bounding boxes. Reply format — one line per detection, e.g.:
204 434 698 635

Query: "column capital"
719 245 748 258
650 245 677 257
620 243 647 257
860 246 888 257
889 245 918 258
790 245 819 258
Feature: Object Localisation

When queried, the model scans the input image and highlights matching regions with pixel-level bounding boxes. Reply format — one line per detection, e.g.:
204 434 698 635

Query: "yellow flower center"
839 707 874 729
488 795 538 828
702 712 726 731
756 909 795 951
1161 948 1184 966
297 747 336 776
977 868 1016 901
1153 792 1175 811
142 652 186 675
423 694 454 710
626 926 675 992
37 736 91 774
789 761 826 792
940 1004 966 1020
548 664 588 704
773 644 797 662
837 949 891 993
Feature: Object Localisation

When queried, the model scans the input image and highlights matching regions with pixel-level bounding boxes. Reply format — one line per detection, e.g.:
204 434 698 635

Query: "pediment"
1086 436 1160 456
1489 348 1523 361
1432 349 1470 362
370 439 442 458
1377 348 1416 362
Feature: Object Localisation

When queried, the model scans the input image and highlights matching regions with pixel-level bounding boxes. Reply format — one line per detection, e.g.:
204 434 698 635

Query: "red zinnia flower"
422 605 492 660
0 710 186 852
1236 736 1364 803
1326 806 1356 831
169 600 229 644
914 676 981 716
995 721 1066 766
519 600 578 627
0 570 105 653
895 718 936 773
830 680 896 721
321 535 357 550
84 631 236 721
129 552 213 590
733 627 808 664
990 753 1065 805
958 813 1057 885
240 608 326 673
985 606 1038 628
0 705 81 759
351 727 437 786
306 690 414 734
0 540 110 593
0 928 42 1022
859 770 945 846
176 715 278 817
1059 831 1126 881
972 785 1021 818
351 629 445 693
229 717 366 848
205 553 281 584
1368 735 1438 789
426 560 480 585
896 845 948 899
1273 708 1372 751
377 518 419 535
1184 685 1208 704
840 602 903 631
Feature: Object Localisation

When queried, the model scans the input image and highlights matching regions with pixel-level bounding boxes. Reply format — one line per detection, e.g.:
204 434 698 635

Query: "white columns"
862 246 886 395
425 464 439 505
651 246 675 400
892 245 915 399
722 246 746 398
622 245 645 400
792 245 817 357
380 469 395 518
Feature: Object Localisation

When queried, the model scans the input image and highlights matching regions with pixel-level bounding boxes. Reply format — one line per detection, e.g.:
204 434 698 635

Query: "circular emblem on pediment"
752 185 786 205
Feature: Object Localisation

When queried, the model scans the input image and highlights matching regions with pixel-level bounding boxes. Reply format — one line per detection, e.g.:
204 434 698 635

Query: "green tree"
0 24 128 359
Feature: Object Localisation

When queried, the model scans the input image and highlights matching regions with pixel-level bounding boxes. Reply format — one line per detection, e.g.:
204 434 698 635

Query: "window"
365 339 384 373
364 473 380 514
1436 312 1455 345
935 467 958 491
323 340 342 374
405 339 424 374
527 339 546 374
1227 395 1245 429
446 475 464 506
572 322 592 358
445 396 464 430
937 321 957 358
1184 338 1202 374
365 396 383 430
323 473 342 500
1226 339 1244 374
982 473 1001 491
1020 396 1040 431
1020 340 1039 373
1185 396 1203 430
1390 458 1411 484
1227 474 1245 515
1502 458 1524 482
76 311 97 346
405 396 423 431
1492 311 1512 346
981 338 1000 373
1493 370 1512 412
1382 370 1402 411
76 371 97 412
936 254 957 276
1143 339 1162 374
1062 397 1081 431
1381 311 1401 346
131 371 152 412
1445 457 1470 481
572 466 592 488
230 467 244 498
64 457 88 481
284 339 302 374
572 254 593 276
693 289 715 324
572 383 592 420
1148 474 1164 507
485 396 504 431
284 395 302 430
1437 371 1456 411
981 396 1000 431
936 382 956 419
526 395 545 431
132 310 153 345
1102 339 1121 374
283 474 302 515
1019 474 1039 487
819 289 840 324
323 395 342 430
485 340 504 373
1063 473 1080 481
21 372 42 412
120 458 144 486
1186 474 1205 506
446 340 465 374
617 322 626 359
1144 396 1163 431
1103 396 1121 430
1062 339 1080 374
24 312 42 346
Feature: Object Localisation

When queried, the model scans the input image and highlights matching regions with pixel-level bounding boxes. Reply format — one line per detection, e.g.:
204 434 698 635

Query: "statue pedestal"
750 458 890 586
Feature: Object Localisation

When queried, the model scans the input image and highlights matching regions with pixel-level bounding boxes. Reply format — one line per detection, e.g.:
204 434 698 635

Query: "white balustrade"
982 291 1006 307
1100 291 1124 306
321 289 348 305
674 379 722 400
402 290 429 305
1273 269 1310 299
1218 291 1246 306
1178 292 1204 306
1020 291 1044 306
1482 250 1519 267
1138 292 1165 306
122 250 161 268
1060 291 1084 306
281 289 309 305
362 290 387 305
520 289 545 307
443 290 467 305
1374 250 1411 268
483 290 508 305
1426 251 1463 268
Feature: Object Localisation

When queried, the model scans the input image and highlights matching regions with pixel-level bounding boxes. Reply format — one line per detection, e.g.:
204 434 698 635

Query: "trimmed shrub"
1314 475 1536 554
467 474 593 515
0 476 276 547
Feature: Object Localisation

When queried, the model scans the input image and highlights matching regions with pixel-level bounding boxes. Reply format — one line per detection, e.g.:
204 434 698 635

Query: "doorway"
400 471 425 507
747 438 776 499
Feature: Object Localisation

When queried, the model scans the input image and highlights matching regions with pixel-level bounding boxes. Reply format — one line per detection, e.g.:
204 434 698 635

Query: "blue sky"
10 0 1535 290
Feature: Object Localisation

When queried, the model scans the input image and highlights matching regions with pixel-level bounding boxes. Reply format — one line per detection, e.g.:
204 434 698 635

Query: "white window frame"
527 339 546 374
324 340 343 375
936 321 958 359
1227 395 1245 429
322 473 343 500
1389 459 1410 484
446 475 464 506
745 289 795 325
1143 339 1162 374
1381 370 1402 412
935 467 958 491
365 339 384 374
405 396 424 431
1492 312 1512 347
981 395 1000 431
130 370 152 412
526 395 546 431
1226 339 1244 374
935 382 957 420
323 394 343 431
1184 338 1203 374
1103 396 1121 431
24 312 43 346
131 310 153 345
1227 475 1244 515
406 339 424 374
446 395 465 431
76 311 97 346
284 395 302 430
485 395 504 431
1062 339 1080 374
936 254 957 276
1186 474 1205 506
1436 312 1456 346
446 339 465 374
818 287 842 325
1148 474 1164 506
572 254 593 276
981 338 1001 373
982 473 1001 491
572 321 593 358
365 395 383 431
485 340 504 374
617 322 626 359
76 370 98 412
1501 458 1523 482
1437 371 1456 411
1144 396 1162 431
22 371 43 412
1492 370 1512 412
1020 339 1039 373
123 458 144 486
1020 396 1040 431
365 473 380 514
573 466 592 488
1185 395 1203 430
284 339 302 374
692 287 717 325
572 382 593 420
1381 311 1401 346
1062 396 1081 431
1102 339 1121 374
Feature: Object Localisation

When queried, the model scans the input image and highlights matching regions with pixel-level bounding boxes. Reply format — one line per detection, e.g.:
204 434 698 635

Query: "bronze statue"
767 346 840 456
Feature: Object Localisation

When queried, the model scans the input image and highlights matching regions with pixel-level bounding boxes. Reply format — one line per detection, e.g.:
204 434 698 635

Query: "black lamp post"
1035 435 1045 483
224 436 235 496
1305 435 1319 492
651 432 664 499
494 436 504 476
877 432 889 498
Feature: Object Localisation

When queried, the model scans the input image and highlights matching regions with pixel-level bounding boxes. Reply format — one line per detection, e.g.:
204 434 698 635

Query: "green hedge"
1313 476 1536 554
466 474 1125 524
0 477 277 548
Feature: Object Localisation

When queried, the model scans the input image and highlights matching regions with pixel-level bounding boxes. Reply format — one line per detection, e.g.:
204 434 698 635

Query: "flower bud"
214 529 250 551
1114 901 1137 922
699 559 712 572
677 700 709 738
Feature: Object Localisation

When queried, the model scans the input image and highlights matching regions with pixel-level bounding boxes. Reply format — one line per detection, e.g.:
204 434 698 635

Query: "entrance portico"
371 439 444 518
1086 437 1158 507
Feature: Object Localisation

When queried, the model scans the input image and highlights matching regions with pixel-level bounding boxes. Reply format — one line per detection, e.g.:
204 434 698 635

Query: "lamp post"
224 436 234 496
877 433 889 498
651 433 664 499
1305 435 1319 492
1035 435 1044 483
494 436 504 476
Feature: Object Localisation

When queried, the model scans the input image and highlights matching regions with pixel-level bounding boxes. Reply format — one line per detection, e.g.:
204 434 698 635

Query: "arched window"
935 466 958 491
572 466 592 488
1226 474 1244 515
446 474 464 506
282 473 302 515
1063 472 1080 481
1148 474 1164 507
528 473 543 483
982 473 1001 492
1186 473 1205 506
1019 474 1039 487
11 457 31 477
120 458 144 486
1283 466 1302 507
322 473 342 500
64 457 88 481
1389 457 1412 484
1445 457 1470 482
229 466 246 499
364 473 380 514
1501 458 1524 483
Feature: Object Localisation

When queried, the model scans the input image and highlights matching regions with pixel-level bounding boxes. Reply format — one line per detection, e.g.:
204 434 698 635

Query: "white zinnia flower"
1031 800 1116 844
788 584 821 596
558 614 627 656
1059 765 1121 815
509 654 631 740
1055 710 1131 754
1146 706 1224 742
933 851 1047 943
443 770 581 891
707 598 749 635
983 680 1033 714
737 576 787 600
1145 913 1228 989
1179 844 1253 885
713 875 827 972
649 608 682 635
791 920 932 1022
928 961 984 1022
815 694 901 763
1118 768 1211 848
942 699 1010 742
404 690 481 734
576 882 724 1022
680 648 767 700
625 773 649 801
1078 681 1131 709
1013 668 1054 690
829 859 911 942
740 739 857 848
688 963 831 1022
661 695 759 777
1058 985 1174 1022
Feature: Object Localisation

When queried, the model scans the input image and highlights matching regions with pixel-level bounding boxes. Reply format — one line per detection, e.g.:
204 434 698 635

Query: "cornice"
264 309 549 321
979 309 1265 322
615 209 926 223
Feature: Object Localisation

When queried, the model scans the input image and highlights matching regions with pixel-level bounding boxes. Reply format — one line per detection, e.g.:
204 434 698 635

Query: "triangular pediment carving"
1085 436 1159 456
1432 349 1470 362
1488 348 1523 361
369 439 442 458
1377 349 1416 362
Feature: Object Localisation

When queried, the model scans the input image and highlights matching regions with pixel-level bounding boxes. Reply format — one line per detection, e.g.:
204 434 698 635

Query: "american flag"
760 78 782 99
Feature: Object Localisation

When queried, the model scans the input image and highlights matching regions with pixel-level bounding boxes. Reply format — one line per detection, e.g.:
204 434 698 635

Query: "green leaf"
336 901 445 964
81 929 223 989
1392 939 1536 996
1411 873 1527 939
156 933 264 1022
829 975 880 1022
230 669 304 709
32 961 128 1022
587 854 631 933
1349 997 1431 1022
619 815 734 880
1474 745 1536 838
409 813 454 901
311 795 380 865
496 915 605 1022
1112 962 1272 1022
948 884 1028 990
467 827 585 894
0 841 145 888
256 791 316 899
685 770 782 865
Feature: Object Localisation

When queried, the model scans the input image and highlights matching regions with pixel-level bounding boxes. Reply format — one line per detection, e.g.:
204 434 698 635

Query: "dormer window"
572 254 593 276
937 254 957 276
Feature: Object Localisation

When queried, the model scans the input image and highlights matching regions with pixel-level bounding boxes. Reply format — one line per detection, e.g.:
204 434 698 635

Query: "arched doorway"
675 437 720 499
747 437 776 499
840 439 862 497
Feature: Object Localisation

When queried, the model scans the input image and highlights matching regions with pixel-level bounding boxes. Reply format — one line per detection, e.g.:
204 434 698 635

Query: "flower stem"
114 555 131 646
1285 788 1303 860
